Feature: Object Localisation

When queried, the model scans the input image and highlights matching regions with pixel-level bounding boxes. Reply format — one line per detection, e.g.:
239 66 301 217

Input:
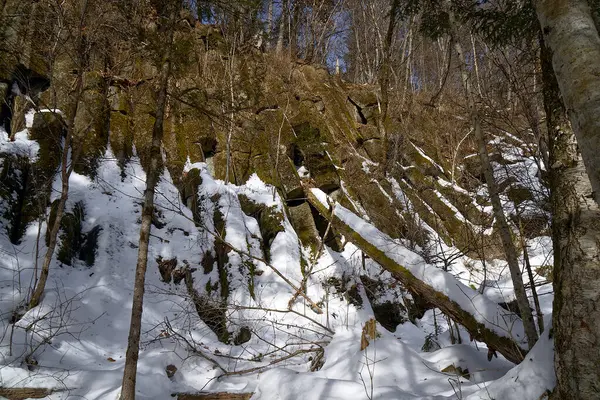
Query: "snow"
0 129 40 160
0 119 555 399
297 165 310 178
253 320 552 400
412 143 445 174
466 324 555 399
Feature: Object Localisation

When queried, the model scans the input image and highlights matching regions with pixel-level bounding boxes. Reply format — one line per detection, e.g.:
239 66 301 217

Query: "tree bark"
540 35 600 400
378 0 400 169
446 3 539 348
276 0 286 53
28 0 88 310
518 218 544 334
534 0 600 206
119 4 176 399
266 0 273 49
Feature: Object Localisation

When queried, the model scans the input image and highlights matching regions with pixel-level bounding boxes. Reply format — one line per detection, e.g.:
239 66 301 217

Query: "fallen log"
307 188 527 364
0 388 59 400
176 392 253 400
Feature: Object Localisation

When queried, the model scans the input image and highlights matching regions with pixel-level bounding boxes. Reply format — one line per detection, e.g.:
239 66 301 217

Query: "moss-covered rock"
341 157 406 239
109 110 134 179
361 275 407 332
184 267 230 343
287 202 320 254
73 71 110 177
233 326 252 345
181 168 202 216
238 194 285 263
0 155 36 244
57 202 85 265
507 185 534 205
0 112 64 244
212 198 230 300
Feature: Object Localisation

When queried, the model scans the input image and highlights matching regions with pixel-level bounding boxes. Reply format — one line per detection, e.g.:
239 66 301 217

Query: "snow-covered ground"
0 114 555 399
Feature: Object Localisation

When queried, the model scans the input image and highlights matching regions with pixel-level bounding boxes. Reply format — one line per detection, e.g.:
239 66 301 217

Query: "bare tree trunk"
266 0 273 49
289 1 299 58
120 4 176 399
401 24 413 107
535 0 600 206
540 35 600 400
378 0 400 170
518 218 544 334
28 0 88 310
470 34 483 97
276 0 286 53
446 4 539 348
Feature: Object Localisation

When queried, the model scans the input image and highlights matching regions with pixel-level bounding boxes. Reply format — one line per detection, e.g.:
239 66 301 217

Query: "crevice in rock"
347 96 368 125
238 194 284 264
310 204 342 252
319 183 340 194
285 187 306 207
255 104 279 114
288 143 305 168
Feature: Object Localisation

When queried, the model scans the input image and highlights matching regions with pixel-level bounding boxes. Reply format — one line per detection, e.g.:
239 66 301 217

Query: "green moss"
0 155 47 244
291 121 339 189
181 168 202 220
74 71 110 178
398 176 480 251
109 111 134 179
238 194 285 263
436 180 491 226
287 202 320 255
300 256 308 277
211 199 231 301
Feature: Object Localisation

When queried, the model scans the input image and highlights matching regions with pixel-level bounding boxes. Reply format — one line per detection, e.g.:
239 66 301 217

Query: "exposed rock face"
0 16 548 342
0 112 64 245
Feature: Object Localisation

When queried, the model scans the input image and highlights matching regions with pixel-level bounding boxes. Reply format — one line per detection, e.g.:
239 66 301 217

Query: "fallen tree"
0 388 64 400
307 188 527 364
176 393 253 400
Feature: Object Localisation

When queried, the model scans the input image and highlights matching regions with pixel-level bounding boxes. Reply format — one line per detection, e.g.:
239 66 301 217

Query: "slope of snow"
0 120 555 399
466 324 555 399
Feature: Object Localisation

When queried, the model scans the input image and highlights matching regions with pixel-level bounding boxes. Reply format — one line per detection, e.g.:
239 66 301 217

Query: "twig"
221 348 320 377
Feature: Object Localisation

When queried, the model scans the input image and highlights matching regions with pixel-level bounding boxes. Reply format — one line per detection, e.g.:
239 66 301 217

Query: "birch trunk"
534 0 600 206
540 35 600 400
276 0 285 53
